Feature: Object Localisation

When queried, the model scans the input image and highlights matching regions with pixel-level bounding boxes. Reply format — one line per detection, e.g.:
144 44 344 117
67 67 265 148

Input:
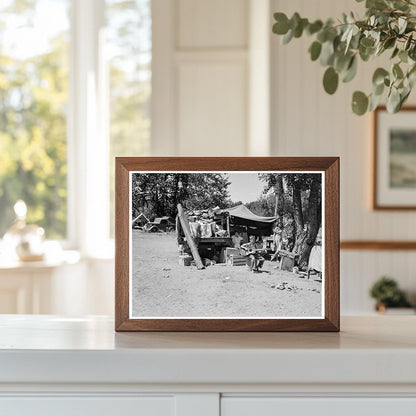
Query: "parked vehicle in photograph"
144 216 175 232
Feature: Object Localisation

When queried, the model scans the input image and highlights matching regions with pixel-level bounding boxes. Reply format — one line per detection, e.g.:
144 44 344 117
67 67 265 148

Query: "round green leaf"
359 44 375 62
293 18 308 38
393 63 404 79
384 37 396 50
309 41 322 61
273 13 290 35
373 82 385 96
372 68 389 86
360 37 375 48
369 92 383 112
387 88 401 113
342 56 357 83
307 20 323 35
399 50 408 63
290 12 301 30
323 67 339 95
320 41 335 66
282 29 293 45
405 34 413 51
317 30 328 43
334 52 350 72
391 47 399 59
401 87 411 105
352 91 369 115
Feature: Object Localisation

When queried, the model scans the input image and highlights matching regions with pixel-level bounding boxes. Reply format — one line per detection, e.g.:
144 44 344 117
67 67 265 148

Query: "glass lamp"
3 200 45 261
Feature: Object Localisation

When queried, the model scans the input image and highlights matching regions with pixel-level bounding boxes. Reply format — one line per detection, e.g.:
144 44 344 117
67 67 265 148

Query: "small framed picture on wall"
374 106 416 209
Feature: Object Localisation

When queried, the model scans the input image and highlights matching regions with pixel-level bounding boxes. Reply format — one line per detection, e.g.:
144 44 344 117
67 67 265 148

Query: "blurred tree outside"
0 0 70 239
107 0 151 237
0 0 151 240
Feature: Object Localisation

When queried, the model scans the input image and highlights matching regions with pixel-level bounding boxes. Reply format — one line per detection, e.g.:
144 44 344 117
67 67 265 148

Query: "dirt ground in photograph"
131 231 323 317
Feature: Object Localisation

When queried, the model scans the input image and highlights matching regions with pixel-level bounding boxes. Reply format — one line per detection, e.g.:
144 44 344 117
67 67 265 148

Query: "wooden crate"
278 250 297 272
227 254 247 266
224 247 240 258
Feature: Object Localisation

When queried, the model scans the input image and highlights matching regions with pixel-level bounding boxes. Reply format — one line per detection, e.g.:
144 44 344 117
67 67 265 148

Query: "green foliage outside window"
107 0 151 237
0 0 152 240
0 1 69 238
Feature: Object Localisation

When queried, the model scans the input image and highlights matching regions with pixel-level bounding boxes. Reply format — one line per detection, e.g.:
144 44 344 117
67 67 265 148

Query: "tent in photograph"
222 204 277 236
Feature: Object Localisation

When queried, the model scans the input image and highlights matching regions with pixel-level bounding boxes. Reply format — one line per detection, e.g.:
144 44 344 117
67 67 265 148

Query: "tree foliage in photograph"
260 173 322 269
273 0 416 115
245 194 276 217
131 173 231 220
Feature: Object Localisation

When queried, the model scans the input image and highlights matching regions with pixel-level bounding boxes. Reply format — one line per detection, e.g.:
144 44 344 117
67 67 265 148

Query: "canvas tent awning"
220 205 277 235
225 205 277 223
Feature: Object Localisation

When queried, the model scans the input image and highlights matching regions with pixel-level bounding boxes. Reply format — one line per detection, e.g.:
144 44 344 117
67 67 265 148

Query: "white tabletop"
0 315 415 386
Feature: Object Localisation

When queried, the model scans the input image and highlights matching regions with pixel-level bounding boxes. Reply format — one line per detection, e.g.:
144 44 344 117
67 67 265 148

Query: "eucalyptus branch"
272 0 416 115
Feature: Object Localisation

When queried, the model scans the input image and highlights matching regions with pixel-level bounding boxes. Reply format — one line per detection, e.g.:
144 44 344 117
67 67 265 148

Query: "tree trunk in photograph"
274 174 284 217
292 184 304 236
177 203 205 270
298 177 322 269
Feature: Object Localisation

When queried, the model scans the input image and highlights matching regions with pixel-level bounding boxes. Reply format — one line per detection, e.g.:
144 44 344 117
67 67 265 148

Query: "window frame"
0 0 152 258
67 0 111 257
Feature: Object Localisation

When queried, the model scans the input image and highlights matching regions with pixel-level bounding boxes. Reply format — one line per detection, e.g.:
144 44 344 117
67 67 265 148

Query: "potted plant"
272 0 416 115
369 276 413 312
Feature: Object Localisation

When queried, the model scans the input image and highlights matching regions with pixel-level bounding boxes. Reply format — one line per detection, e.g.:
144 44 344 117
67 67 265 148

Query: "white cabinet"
1 397 175 416
222 398 416 416
1 316 416 415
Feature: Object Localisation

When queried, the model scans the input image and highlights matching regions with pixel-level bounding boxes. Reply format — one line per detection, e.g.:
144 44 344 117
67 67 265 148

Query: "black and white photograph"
129 171 324 319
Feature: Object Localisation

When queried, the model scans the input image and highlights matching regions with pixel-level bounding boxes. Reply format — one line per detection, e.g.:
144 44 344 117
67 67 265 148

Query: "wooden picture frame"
115 157 339 332
373 106 416 210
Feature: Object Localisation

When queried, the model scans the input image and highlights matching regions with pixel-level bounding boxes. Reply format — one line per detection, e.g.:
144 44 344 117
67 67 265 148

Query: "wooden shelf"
341 241 416 250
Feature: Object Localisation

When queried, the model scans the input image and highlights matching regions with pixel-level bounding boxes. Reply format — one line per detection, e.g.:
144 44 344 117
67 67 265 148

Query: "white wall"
152 0 251 156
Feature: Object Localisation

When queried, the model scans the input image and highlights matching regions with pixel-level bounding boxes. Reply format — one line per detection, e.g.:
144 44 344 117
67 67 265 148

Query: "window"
0 0 151 251
0 0 70 239
106 0 151 237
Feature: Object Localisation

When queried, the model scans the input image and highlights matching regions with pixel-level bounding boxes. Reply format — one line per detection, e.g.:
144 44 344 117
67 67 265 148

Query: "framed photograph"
374 106 416 210
115 157 339 331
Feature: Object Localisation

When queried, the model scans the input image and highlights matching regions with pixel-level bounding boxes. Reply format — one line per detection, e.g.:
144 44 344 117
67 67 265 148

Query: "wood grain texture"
373 106 416 210
341 241 416 250
324 157 340 331
115 157 340 332
115 159 130 330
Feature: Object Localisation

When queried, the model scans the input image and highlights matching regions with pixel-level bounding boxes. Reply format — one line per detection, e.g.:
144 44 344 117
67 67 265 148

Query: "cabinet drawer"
0 396 175 416
222 397 416 416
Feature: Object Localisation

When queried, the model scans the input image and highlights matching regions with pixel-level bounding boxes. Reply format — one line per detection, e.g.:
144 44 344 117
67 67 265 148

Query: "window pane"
106 0 151 237
0 0 70 239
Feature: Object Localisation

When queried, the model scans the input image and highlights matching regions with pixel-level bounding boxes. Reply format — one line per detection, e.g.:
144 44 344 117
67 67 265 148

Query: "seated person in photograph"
240 235 266 272
232 231 243 248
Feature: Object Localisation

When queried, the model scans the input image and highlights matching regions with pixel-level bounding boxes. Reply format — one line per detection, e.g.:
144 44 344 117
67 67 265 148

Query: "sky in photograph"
227 173 265 203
